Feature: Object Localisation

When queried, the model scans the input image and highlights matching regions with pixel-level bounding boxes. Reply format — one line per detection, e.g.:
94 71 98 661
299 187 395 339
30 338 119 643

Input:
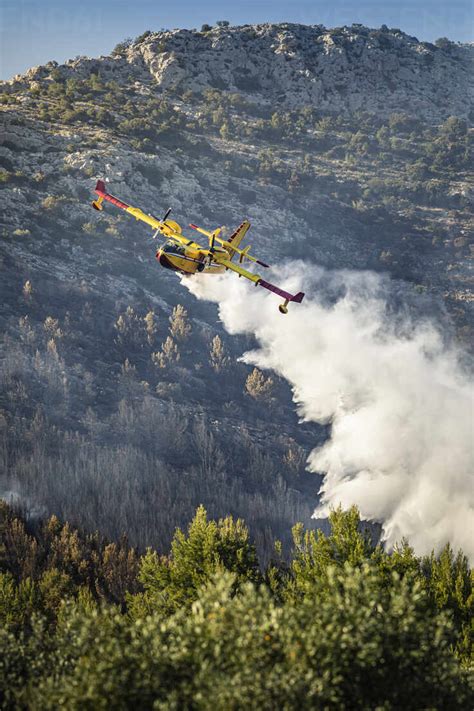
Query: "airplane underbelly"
158 249 226 276
157 251 198 274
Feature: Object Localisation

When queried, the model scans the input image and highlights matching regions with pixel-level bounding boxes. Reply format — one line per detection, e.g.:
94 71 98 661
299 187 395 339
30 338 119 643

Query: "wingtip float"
91 180 305 313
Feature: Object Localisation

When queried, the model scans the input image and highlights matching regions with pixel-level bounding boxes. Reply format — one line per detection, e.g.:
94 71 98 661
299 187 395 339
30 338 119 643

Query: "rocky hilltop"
5 23 474 122
0 22 472 553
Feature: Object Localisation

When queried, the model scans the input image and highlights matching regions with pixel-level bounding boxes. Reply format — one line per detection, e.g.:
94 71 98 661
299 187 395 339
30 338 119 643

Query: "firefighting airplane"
92 180 304 313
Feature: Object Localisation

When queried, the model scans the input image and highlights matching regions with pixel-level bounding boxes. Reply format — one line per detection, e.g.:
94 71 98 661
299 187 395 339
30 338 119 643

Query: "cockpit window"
163 241 185 256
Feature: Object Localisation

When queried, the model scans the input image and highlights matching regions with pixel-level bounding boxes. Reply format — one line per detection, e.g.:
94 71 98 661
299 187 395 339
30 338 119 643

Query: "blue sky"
1 0 472 80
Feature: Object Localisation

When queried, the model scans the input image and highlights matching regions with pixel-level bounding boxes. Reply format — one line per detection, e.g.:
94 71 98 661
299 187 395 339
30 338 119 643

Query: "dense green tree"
128 505 261 617
286 506 375 599
0 573 39 632
421 544 473 662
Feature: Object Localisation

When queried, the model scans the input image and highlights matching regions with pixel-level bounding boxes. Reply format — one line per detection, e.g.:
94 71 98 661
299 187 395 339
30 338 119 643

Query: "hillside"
0 22 473 558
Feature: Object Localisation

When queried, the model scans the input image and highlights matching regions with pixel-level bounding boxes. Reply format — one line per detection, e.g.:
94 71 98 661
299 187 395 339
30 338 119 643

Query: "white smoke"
182 262 474 561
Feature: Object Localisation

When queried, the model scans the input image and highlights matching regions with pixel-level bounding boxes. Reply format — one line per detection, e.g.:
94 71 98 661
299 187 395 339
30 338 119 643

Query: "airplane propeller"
150 208 172 240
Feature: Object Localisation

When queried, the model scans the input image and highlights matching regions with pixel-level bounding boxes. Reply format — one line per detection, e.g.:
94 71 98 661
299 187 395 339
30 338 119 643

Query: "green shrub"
112 37 133 56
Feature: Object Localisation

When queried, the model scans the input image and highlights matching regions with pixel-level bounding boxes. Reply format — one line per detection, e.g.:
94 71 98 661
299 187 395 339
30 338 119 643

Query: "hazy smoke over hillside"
184 263 474 561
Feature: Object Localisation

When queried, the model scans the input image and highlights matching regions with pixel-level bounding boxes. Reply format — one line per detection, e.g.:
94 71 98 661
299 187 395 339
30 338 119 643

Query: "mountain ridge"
3 23 473 122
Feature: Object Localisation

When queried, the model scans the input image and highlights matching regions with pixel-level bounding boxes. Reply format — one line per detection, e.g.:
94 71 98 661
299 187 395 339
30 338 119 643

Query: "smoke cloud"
183 262 474 561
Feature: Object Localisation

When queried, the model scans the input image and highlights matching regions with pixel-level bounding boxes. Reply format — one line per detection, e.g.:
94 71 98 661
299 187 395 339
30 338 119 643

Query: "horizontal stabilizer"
259 279 305 304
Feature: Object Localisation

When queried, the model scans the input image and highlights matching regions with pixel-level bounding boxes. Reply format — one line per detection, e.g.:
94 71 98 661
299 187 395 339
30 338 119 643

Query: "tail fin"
91 179 130 211
95 179 107 195
226 220 250 260
259 279 305 312
92 179 106 210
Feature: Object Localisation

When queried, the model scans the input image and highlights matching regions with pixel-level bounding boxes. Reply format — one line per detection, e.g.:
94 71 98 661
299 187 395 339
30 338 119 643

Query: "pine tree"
245 367 274 401
152 336 180 368
128 505 260 617
114 306 144 348
169 304 191 341
209 334 229 373
143 309 157 345
22 280 33 301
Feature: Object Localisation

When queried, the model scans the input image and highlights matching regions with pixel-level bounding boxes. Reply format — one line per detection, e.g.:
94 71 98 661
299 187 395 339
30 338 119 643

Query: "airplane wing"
216 256 305 311
92 180 190 246
189 220 270 268
216 257 261 284
225 221 251 260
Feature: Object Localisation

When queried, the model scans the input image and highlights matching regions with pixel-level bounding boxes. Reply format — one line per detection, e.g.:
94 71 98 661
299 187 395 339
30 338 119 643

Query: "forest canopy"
1 502 472 709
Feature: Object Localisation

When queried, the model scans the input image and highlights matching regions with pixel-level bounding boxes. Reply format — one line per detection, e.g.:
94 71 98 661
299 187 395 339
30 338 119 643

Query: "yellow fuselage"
156 240 226 275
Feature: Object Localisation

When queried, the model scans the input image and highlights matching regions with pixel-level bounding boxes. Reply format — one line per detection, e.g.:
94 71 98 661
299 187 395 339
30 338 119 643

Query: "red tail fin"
92 180 129 211
292 292 305 303
95 179 107 195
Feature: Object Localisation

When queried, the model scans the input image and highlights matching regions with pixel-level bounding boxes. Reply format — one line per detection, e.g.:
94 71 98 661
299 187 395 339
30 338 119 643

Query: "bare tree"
192 418 225 478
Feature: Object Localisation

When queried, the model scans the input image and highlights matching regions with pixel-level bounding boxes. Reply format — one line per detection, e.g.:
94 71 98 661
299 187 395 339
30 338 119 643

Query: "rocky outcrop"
2 23 473 122
130 25 473 122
